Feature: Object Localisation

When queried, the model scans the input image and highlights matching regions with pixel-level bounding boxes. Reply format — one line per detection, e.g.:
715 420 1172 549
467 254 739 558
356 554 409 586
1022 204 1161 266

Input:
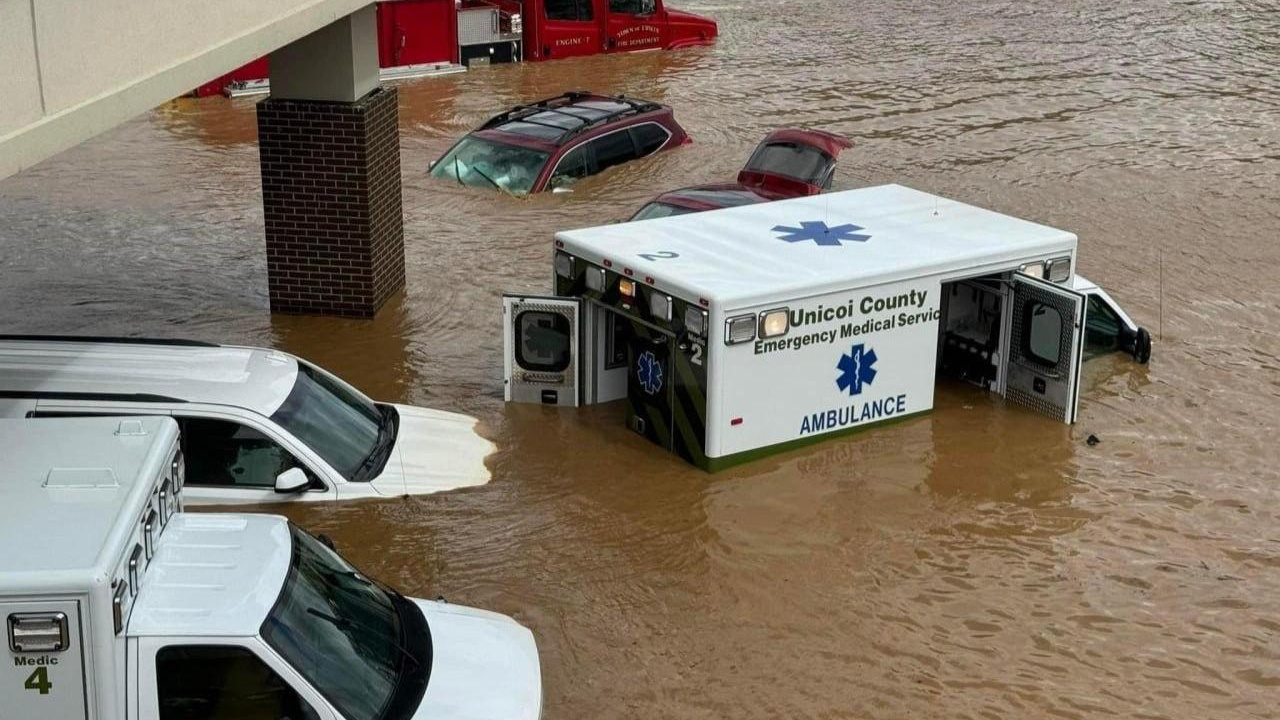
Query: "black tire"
1134 327 1152 364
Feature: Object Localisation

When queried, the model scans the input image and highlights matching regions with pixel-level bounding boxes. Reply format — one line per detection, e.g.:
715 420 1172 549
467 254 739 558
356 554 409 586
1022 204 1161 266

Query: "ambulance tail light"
585 266 607 293
725 314 756 345
554 252 575 279
759 308 789 339
1018 262 1045 279
1046 256 1072 283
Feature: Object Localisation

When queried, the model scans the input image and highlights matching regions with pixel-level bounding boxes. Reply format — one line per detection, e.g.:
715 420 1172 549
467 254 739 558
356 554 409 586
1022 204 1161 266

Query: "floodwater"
3 0 1280 717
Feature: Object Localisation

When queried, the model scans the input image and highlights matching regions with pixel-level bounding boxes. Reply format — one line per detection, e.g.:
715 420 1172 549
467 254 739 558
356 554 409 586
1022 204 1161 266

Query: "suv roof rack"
480 91 663 143
0 335 221 348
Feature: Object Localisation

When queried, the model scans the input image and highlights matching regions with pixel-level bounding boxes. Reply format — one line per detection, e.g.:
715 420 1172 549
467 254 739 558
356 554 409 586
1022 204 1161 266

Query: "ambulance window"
630 123 669 156
517 311 573 372
590 130 640 174
1025 302 1063 365
546 0 593 21
156 645 321 720
178 418 314 489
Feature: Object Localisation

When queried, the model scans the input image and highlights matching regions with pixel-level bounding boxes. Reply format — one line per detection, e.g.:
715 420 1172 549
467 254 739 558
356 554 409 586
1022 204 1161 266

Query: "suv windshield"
269 362 393 481
262 525 430 720
431 136 550 195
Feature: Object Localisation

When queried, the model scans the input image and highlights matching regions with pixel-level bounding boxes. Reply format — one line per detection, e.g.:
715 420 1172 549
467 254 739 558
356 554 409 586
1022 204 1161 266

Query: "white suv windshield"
269 363 391 481
261 526 429 720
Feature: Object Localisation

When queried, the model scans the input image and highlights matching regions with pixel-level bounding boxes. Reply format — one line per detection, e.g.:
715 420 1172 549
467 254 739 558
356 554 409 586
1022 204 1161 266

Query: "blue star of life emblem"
773 220 871 247
636 350 663 395
836 343 878 396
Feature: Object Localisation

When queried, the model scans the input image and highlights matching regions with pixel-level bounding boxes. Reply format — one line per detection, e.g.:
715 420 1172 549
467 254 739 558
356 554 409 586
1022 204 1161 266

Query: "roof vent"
115 419 148 436
44 468 118 489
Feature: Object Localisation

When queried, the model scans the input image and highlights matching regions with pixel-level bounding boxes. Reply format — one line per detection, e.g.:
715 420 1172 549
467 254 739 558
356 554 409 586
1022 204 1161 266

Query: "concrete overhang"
0 0 375 181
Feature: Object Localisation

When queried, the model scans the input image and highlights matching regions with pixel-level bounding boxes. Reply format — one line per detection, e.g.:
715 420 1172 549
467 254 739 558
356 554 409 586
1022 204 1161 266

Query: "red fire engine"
195 0 717 96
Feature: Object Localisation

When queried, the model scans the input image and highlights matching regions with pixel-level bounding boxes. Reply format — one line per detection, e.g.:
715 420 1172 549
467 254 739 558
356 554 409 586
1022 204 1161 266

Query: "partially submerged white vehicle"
504 184 1151 470
0 337 494 504
0 416 541 720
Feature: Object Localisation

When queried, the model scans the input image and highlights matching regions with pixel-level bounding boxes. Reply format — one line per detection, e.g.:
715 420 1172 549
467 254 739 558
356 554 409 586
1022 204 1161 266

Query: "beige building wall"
0 0 374 180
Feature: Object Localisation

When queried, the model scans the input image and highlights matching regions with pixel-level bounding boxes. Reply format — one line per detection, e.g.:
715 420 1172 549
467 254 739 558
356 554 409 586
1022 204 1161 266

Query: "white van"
0 416 542 720
503 184 1152 470
0 337 494 504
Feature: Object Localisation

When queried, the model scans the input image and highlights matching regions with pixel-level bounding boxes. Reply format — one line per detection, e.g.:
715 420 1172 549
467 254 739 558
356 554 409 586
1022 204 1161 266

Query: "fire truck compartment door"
2 599 88 720
1004 273 1086 423
504 294 581 406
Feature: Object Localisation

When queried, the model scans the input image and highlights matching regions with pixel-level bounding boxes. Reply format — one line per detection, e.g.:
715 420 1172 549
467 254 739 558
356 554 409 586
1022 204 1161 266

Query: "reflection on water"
3 0 1280 717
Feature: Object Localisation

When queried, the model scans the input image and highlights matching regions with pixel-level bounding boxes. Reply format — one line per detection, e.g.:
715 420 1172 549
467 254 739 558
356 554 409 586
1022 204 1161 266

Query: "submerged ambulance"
1 416 542 720
503 184 1151 470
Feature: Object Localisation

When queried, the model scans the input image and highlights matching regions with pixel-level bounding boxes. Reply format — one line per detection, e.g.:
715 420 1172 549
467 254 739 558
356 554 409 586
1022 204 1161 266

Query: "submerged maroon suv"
630 129 852 220
430 91 690 195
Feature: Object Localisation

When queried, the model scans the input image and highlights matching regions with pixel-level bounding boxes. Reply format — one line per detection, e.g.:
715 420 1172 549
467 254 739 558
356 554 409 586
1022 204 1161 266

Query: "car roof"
0 337 300 417
478 91 666 147
652 184 773 211
129 513 292 637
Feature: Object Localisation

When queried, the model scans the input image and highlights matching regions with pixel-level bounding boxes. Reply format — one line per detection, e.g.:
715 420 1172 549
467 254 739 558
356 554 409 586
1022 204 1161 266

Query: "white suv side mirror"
275 467 310 494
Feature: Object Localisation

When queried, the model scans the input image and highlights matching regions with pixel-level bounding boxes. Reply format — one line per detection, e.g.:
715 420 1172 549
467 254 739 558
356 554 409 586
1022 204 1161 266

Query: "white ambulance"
1 416 542 720
503 184 1152 470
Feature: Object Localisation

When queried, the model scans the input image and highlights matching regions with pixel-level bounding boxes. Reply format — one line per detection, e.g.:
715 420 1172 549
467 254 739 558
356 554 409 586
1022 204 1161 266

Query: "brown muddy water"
3 0 1280 717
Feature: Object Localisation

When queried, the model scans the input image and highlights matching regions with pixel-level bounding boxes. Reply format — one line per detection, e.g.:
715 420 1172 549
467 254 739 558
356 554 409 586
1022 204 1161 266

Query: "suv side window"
179 418 310 489
549 144 591 189
590 130 639 174
156 645 321 720
630 123 668 156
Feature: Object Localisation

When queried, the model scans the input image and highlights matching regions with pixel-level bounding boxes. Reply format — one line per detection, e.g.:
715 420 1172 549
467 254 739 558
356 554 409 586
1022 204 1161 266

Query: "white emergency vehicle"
0 337 494 505
1 416 542 720
503 184 1152 470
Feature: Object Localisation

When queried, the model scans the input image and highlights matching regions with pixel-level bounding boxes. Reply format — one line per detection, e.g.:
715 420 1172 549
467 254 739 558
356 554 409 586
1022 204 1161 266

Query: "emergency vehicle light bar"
7 613 68 653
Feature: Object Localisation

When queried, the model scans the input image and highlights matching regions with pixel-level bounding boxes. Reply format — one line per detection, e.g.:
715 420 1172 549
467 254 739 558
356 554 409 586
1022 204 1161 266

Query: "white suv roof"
0 337 299 417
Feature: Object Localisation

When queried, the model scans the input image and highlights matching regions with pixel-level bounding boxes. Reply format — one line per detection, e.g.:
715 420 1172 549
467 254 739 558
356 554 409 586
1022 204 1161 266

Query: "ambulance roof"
128 513 291 637
0 416 178 591
556 184 1078 308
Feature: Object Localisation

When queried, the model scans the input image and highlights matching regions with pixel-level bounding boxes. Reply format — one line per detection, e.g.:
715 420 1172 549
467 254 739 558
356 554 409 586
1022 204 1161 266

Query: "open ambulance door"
503 294 580 406
1003 273 1087 423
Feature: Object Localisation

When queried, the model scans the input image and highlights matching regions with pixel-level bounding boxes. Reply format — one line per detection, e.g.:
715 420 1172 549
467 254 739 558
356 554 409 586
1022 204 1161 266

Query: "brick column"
257 86 405 317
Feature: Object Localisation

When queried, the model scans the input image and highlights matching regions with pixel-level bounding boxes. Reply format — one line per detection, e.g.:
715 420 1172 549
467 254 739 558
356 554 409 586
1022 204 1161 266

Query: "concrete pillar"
257 5 405 318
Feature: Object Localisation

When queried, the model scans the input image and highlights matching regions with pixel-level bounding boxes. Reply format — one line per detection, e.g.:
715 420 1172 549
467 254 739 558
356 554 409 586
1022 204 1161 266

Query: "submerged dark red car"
629 129 852 220
430 91 690 195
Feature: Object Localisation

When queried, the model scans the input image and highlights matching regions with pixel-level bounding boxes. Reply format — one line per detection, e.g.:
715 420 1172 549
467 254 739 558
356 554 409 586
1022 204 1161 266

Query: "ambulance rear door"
1003 273 1087 423
503 294 581 406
